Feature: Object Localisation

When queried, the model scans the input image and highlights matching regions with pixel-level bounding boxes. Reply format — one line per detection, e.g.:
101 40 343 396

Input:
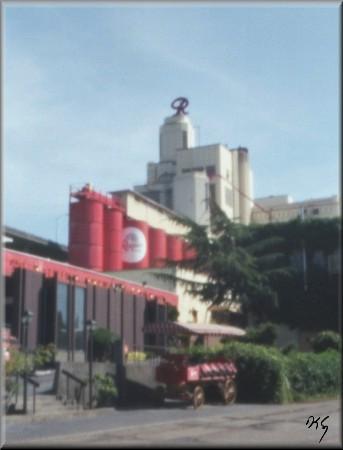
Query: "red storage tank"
69 198 104 271
104 206 123 271
167 235 183 262
149 228 167 268
122 218 149 269
69 244 103 269
182 240 197 261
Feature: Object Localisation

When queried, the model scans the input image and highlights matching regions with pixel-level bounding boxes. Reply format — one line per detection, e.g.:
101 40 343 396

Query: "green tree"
156 202 290 321
245 217 340 331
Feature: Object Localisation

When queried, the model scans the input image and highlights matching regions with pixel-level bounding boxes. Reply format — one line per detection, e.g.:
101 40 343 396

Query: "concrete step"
15 393 84 414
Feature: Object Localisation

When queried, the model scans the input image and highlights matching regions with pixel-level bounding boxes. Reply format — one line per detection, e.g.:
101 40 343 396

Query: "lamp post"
21 309 33 414
86 319 96 409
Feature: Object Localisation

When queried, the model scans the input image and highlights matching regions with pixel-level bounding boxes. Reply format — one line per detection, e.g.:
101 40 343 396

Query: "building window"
165 189 173 209
146 190 160 203
206 165 216 178
328 251 340 274
74 287 86 362
312 208 320 216
209 184 216 203
56 283 69 360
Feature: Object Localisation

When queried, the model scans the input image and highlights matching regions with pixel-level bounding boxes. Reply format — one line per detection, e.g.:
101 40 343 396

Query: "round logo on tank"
122 227 147 263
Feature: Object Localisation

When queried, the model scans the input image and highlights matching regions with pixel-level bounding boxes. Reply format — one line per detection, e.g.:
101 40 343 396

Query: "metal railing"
61 369 86 409
19 374 40 415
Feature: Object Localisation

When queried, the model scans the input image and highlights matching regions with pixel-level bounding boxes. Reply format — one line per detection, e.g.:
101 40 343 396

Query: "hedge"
311 331 341 353
285 350 341 401
181 342 340 404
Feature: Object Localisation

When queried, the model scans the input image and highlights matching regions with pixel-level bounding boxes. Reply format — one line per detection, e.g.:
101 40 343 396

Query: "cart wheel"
222 379 237 405
193 385 205 409
153 386 165 407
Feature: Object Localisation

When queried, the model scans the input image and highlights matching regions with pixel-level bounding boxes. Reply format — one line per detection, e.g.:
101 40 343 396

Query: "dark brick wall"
23 270 44 350
94 287 108 329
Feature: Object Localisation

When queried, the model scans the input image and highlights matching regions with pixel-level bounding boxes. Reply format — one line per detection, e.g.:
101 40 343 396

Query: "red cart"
154 353 237 409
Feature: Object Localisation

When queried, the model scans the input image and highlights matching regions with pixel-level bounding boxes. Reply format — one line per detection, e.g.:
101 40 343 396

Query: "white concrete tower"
159 97 195 162
231 147 252 225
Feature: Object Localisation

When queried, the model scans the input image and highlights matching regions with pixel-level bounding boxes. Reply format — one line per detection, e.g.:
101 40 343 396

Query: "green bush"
241 322 277 347
219 342 290 403
311 331 341 353
5 348 34 376
281 344 297 355
92 328 120 362
33 343 56 369
285 350 340 401
94 374 118 407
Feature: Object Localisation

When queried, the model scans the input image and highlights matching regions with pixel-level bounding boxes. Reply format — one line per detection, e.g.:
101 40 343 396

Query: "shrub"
33 343 56 369
281 344 297 355
92 328 120 362
311 331 341 353
285 350 340 401
242 322 277 347
218 342 290 403
5 348 34 376
5 347 34 413
94 374 117 407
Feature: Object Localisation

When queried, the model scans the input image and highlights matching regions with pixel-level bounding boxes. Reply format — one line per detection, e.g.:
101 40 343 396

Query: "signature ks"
306 415 329 443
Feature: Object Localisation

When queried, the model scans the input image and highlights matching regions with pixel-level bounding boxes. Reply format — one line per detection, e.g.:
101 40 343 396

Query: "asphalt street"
3 399 341 448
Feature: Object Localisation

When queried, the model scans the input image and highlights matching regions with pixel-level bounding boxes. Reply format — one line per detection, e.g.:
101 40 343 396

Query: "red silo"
104 206 123 271
167 235 183 262
122 218 149 270
69 198 104 271
182 240 197 261
149 228 167 268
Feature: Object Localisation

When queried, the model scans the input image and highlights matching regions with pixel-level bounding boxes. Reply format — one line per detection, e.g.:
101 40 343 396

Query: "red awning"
143 321 246 337
4 249 178 307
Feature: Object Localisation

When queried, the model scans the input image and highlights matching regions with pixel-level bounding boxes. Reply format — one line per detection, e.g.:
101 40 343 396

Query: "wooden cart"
154 353 237 409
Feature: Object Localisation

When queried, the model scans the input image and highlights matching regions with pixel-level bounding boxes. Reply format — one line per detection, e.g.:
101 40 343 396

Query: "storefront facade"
4 249 178 361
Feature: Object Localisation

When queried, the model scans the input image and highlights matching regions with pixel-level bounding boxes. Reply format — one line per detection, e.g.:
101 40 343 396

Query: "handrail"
25 375 40 388
61 369 86 386
19 373 40 388
19 373 40 414
61 369 86 409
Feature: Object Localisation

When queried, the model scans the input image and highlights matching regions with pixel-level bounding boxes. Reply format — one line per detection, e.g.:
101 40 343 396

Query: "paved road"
3 399 341 447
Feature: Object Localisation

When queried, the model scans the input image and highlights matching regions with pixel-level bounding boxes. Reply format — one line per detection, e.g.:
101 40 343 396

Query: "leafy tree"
240 322 278 346
251 217 340 331
156 202 291 321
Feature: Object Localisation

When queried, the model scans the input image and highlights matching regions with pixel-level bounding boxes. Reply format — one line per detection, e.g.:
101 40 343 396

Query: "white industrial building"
251 195 340 224
134 100 254 226
134 98 339 227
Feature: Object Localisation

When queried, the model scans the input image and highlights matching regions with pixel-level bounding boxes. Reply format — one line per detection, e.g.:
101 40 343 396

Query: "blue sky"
4 3 340 244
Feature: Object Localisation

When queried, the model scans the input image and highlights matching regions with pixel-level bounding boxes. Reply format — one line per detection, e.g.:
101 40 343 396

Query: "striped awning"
143 321 246 337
